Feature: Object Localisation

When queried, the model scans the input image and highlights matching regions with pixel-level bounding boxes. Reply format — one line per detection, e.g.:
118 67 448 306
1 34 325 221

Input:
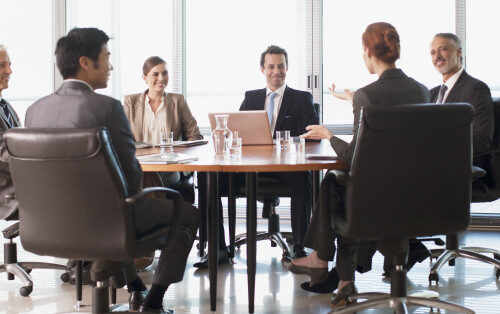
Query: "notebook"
136 152 198 164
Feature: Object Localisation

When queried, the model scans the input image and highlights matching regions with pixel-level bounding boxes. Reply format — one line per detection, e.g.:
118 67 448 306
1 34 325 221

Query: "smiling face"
430 36 462 79
143 63 168 93
261 53 287 91
0 50 12 94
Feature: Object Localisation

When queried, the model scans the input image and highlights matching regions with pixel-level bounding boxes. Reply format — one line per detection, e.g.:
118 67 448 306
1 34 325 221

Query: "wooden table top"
137 139 348 172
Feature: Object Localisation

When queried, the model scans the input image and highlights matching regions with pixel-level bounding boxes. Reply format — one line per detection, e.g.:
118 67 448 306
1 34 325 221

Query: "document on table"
136 152 198 164
173 139 208 147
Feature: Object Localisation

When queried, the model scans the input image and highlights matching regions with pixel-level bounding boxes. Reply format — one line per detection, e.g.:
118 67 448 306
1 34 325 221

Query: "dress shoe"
129 290 148 311
292 249 307 259
138 304 173 313
282 256 328 286
330 281 357 307
300 267 339 293
193 249 231 269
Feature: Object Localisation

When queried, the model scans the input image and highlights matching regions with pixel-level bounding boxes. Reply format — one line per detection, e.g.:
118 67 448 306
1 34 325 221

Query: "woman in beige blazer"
124 56 202 144
124 56 202 188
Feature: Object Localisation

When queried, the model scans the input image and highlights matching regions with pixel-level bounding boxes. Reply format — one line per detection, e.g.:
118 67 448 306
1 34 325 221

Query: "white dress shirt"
265 84 286 134
142 95 167 145
442 67 464 103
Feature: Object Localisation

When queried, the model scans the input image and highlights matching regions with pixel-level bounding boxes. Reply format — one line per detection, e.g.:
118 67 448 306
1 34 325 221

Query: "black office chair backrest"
336 103 474 240
484 97 500 189
4 128 137 261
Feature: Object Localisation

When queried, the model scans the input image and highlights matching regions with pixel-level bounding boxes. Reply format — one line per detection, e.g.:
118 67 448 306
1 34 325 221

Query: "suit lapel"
6 101 20 127
0 108 11 128
256 88 266 109
132 92 146 141
275 86 293 131
445 71 467 103
163 92 175 133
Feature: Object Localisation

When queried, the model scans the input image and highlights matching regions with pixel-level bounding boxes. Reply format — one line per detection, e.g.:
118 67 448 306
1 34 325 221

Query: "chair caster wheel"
448 258 455 266
429 272 439 284
60 272 70 282
7 273 14 280
494 253 500 261
496 268 500 279
20 286 32 297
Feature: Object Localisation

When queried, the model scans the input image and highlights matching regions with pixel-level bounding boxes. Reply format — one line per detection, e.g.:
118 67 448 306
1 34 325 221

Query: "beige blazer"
124 91 203 142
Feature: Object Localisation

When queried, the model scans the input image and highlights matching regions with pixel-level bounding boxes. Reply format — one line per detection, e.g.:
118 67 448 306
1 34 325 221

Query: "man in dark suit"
0 45 21 223
241 46 318 256
430 33 494 157
194 45 319 268
25 27 197 313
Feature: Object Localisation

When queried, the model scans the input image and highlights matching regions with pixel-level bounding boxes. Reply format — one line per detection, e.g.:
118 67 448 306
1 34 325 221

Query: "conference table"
136 140 348 313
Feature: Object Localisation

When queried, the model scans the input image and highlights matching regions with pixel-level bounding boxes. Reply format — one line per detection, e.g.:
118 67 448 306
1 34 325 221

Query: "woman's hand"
301 125 333 140
329 83 354 105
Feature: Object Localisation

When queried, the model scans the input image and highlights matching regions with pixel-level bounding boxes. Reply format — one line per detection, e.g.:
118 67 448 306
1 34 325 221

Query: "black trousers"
197 171 312 252
133 197 199 286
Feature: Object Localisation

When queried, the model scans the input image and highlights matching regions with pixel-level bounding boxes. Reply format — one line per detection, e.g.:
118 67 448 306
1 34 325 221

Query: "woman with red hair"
283 22 430 306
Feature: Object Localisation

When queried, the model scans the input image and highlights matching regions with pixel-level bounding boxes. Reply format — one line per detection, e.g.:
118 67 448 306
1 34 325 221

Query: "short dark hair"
434 33 462 63
55 27 110 79
142 56 166 76
260 45 288 68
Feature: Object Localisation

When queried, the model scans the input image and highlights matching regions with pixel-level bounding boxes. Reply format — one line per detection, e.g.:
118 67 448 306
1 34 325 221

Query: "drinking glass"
283 130 292 150
293 137 306 157
160 131 174 153
275 131 283 150
230 137 242 157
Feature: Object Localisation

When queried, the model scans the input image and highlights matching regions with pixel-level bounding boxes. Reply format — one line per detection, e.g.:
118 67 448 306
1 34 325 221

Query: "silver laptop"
208 110 273 145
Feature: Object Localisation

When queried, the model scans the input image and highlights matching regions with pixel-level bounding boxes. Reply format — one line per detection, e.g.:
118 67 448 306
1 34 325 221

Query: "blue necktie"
436 84 448 104
267 92 277 126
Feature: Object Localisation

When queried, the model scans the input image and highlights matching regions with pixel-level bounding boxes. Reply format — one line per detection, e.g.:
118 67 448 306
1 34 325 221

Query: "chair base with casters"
228 176 294 259
332 266 475 314
0 222 68 297
429 234 500 283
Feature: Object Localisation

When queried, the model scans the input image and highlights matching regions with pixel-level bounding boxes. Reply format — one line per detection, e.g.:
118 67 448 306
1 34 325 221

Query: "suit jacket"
0 99 21 220
430 70 494 154
25 81 143 195
239 86 319 137
124 91 202 142
330 68 430 165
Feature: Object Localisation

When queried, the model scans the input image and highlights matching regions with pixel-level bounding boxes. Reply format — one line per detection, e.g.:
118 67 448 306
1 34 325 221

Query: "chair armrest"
472 166 486 179
125 187 183 248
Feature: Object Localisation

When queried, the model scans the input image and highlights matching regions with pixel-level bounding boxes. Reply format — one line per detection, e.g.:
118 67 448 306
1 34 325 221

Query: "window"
0 0 53 124
466 0 500 97
66 0 176 101
322 0 455 125
186 0 307 128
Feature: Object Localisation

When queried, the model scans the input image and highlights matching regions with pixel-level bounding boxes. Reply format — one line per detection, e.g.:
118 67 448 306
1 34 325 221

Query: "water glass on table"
160 131 174 153
293 137 306 157
230 137 242 157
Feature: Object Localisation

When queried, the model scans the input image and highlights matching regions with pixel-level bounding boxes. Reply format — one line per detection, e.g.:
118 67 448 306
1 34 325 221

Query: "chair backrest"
4 128 137 261
336 103 474 240
482 97 500 190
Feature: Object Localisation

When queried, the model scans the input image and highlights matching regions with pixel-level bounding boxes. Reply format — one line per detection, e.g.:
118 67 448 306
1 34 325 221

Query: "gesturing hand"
329 83 354 105
300 125 333 140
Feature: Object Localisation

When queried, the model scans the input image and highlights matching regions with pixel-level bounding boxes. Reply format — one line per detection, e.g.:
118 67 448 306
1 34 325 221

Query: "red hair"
362 22 400 64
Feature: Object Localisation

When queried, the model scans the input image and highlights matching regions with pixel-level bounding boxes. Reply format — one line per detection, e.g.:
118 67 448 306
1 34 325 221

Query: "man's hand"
329 83 354 106
301 125 333 140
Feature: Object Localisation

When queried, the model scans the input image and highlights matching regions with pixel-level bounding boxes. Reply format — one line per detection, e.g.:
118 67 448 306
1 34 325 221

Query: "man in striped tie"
0 44 21 223
430 33 494 156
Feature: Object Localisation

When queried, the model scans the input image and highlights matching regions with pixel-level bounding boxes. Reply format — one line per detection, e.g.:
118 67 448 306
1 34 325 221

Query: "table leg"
228 173 236 259
246 172 257 313
207 172 219 312
198 172 207 256
312 170 320 211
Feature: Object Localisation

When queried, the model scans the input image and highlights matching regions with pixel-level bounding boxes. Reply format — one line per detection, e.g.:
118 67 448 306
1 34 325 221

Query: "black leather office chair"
331 104 475 313
429 97 500 283
4 128 189 313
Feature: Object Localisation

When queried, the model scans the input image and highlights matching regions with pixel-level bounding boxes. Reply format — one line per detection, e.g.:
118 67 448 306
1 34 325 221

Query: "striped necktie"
0 98 13 127
436 84 448 104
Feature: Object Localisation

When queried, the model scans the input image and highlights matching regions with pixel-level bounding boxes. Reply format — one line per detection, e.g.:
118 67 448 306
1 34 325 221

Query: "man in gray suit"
25 28 197 313
0 45 21 222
